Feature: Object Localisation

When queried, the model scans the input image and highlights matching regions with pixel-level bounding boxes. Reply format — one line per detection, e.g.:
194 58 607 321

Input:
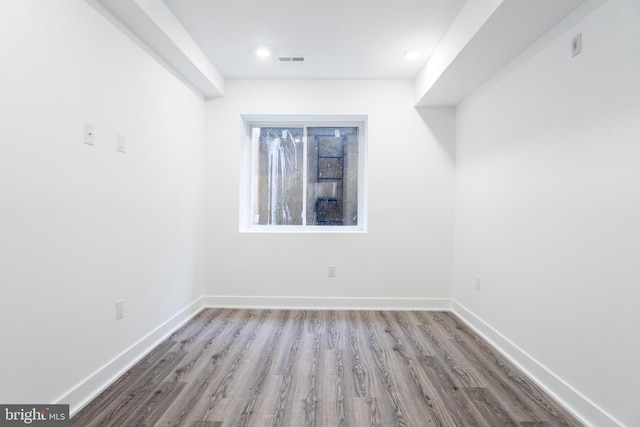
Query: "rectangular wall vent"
278 56 305 62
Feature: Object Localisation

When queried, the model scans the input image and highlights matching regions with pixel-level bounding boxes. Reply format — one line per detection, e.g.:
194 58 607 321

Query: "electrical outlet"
475 276 481 291
328 265 336 278
115 300 124 321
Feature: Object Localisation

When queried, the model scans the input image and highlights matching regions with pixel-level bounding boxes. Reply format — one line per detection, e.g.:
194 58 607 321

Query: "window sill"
240 225 366 234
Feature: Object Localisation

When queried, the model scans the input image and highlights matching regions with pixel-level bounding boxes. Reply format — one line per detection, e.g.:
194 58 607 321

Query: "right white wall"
453 0 640 426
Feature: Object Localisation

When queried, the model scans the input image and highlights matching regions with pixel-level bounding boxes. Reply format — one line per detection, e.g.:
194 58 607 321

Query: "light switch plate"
117 133 125 153
115 300 124 321
84 123 95 145
572 33 582 57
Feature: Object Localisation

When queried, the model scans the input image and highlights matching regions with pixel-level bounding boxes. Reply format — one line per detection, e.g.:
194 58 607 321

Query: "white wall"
454 0 640 425
205 80 455 308
9 1 635 424
0 0 205 411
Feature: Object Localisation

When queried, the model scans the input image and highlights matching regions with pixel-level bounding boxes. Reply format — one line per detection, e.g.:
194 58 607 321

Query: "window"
241 115 367 232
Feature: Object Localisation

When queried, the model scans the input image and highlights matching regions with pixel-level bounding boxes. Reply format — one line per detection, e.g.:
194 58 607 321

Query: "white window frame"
240 114 368 233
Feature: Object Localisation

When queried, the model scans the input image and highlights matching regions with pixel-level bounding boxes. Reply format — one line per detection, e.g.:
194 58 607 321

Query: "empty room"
1 0 638 426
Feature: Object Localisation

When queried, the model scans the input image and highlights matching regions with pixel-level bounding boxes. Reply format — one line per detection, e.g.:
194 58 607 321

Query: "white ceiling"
93 0 587 104
162 0 466 80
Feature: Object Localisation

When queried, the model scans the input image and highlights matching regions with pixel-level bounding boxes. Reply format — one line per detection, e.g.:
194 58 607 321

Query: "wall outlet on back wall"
475 276 481 291
328 265 336 278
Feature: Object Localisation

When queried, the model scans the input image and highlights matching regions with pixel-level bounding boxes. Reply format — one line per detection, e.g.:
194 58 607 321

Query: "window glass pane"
306 127 359 226
254 127 304 225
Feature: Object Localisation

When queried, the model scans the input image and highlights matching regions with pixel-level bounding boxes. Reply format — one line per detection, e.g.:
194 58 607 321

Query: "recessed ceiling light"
256 48 271 58
404 50 420 60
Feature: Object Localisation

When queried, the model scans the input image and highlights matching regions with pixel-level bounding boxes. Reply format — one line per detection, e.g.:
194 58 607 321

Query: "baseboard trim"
60 296 206 416
203 295 452 311
451 300 622 427
60 295 618 426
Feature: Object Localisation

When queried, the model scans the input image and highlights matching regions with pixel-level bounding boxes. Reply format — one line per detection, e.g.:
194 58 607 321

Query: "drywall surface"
415 0 503 102
454 0 640 425
0 0 205 407
205 80 455 306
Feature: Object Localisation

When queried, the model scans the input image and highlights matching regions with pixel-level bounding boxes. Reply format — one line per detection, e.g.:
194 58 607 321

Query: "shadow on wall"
416 107 456 164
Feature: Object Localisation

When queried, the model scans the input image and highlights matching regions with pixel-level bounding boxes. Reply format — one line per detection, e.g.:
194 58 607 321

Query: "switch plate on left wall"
84 123 95 145
115 300 124 321
117 133 126 153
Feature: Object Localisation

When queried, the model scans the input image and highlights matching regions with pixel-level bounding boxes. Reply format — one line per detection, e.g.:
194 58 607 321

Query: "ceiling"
162 0 466 80
93 0 588 104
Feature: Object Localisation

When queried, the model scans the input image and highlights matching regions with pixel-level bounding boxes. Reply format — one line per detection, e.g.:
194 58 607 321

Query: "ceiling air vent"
278 56 305 62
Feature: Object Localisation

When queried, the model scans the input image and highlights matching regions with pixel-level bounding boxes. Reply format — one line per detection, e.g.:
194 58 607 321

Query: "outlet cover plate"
328 265 336 278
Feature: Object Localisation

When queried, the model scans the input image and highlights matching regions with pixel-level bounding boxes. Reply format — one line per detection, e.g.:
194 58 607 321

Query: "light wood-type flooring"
72 309 583 426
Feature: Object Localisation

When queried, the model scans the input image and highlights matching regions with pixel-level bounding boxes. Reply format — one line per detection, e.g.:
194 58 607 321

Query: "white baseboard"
203 295 453 311
61 295 618 426
59 295 446 417
59 296 206 416
451 300 622 427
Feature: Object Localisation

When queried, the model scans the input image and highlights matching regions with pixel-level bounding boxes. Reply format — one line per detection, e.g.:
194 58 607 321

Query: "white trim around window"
240 114 368 233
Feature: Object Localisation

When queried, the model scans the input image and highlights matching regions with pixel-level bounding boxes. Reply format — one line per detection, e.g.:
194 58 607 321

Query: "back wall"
205 79 455 308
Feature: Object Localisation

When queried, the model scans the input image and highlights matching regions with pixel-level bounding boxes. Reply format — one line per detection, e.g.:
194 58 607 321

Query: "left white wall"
0 0 205 411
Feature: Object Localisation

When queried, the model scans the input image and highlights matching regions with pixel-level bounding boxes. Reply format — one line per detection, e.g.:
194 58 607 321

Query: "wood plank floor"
72 309 583 426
